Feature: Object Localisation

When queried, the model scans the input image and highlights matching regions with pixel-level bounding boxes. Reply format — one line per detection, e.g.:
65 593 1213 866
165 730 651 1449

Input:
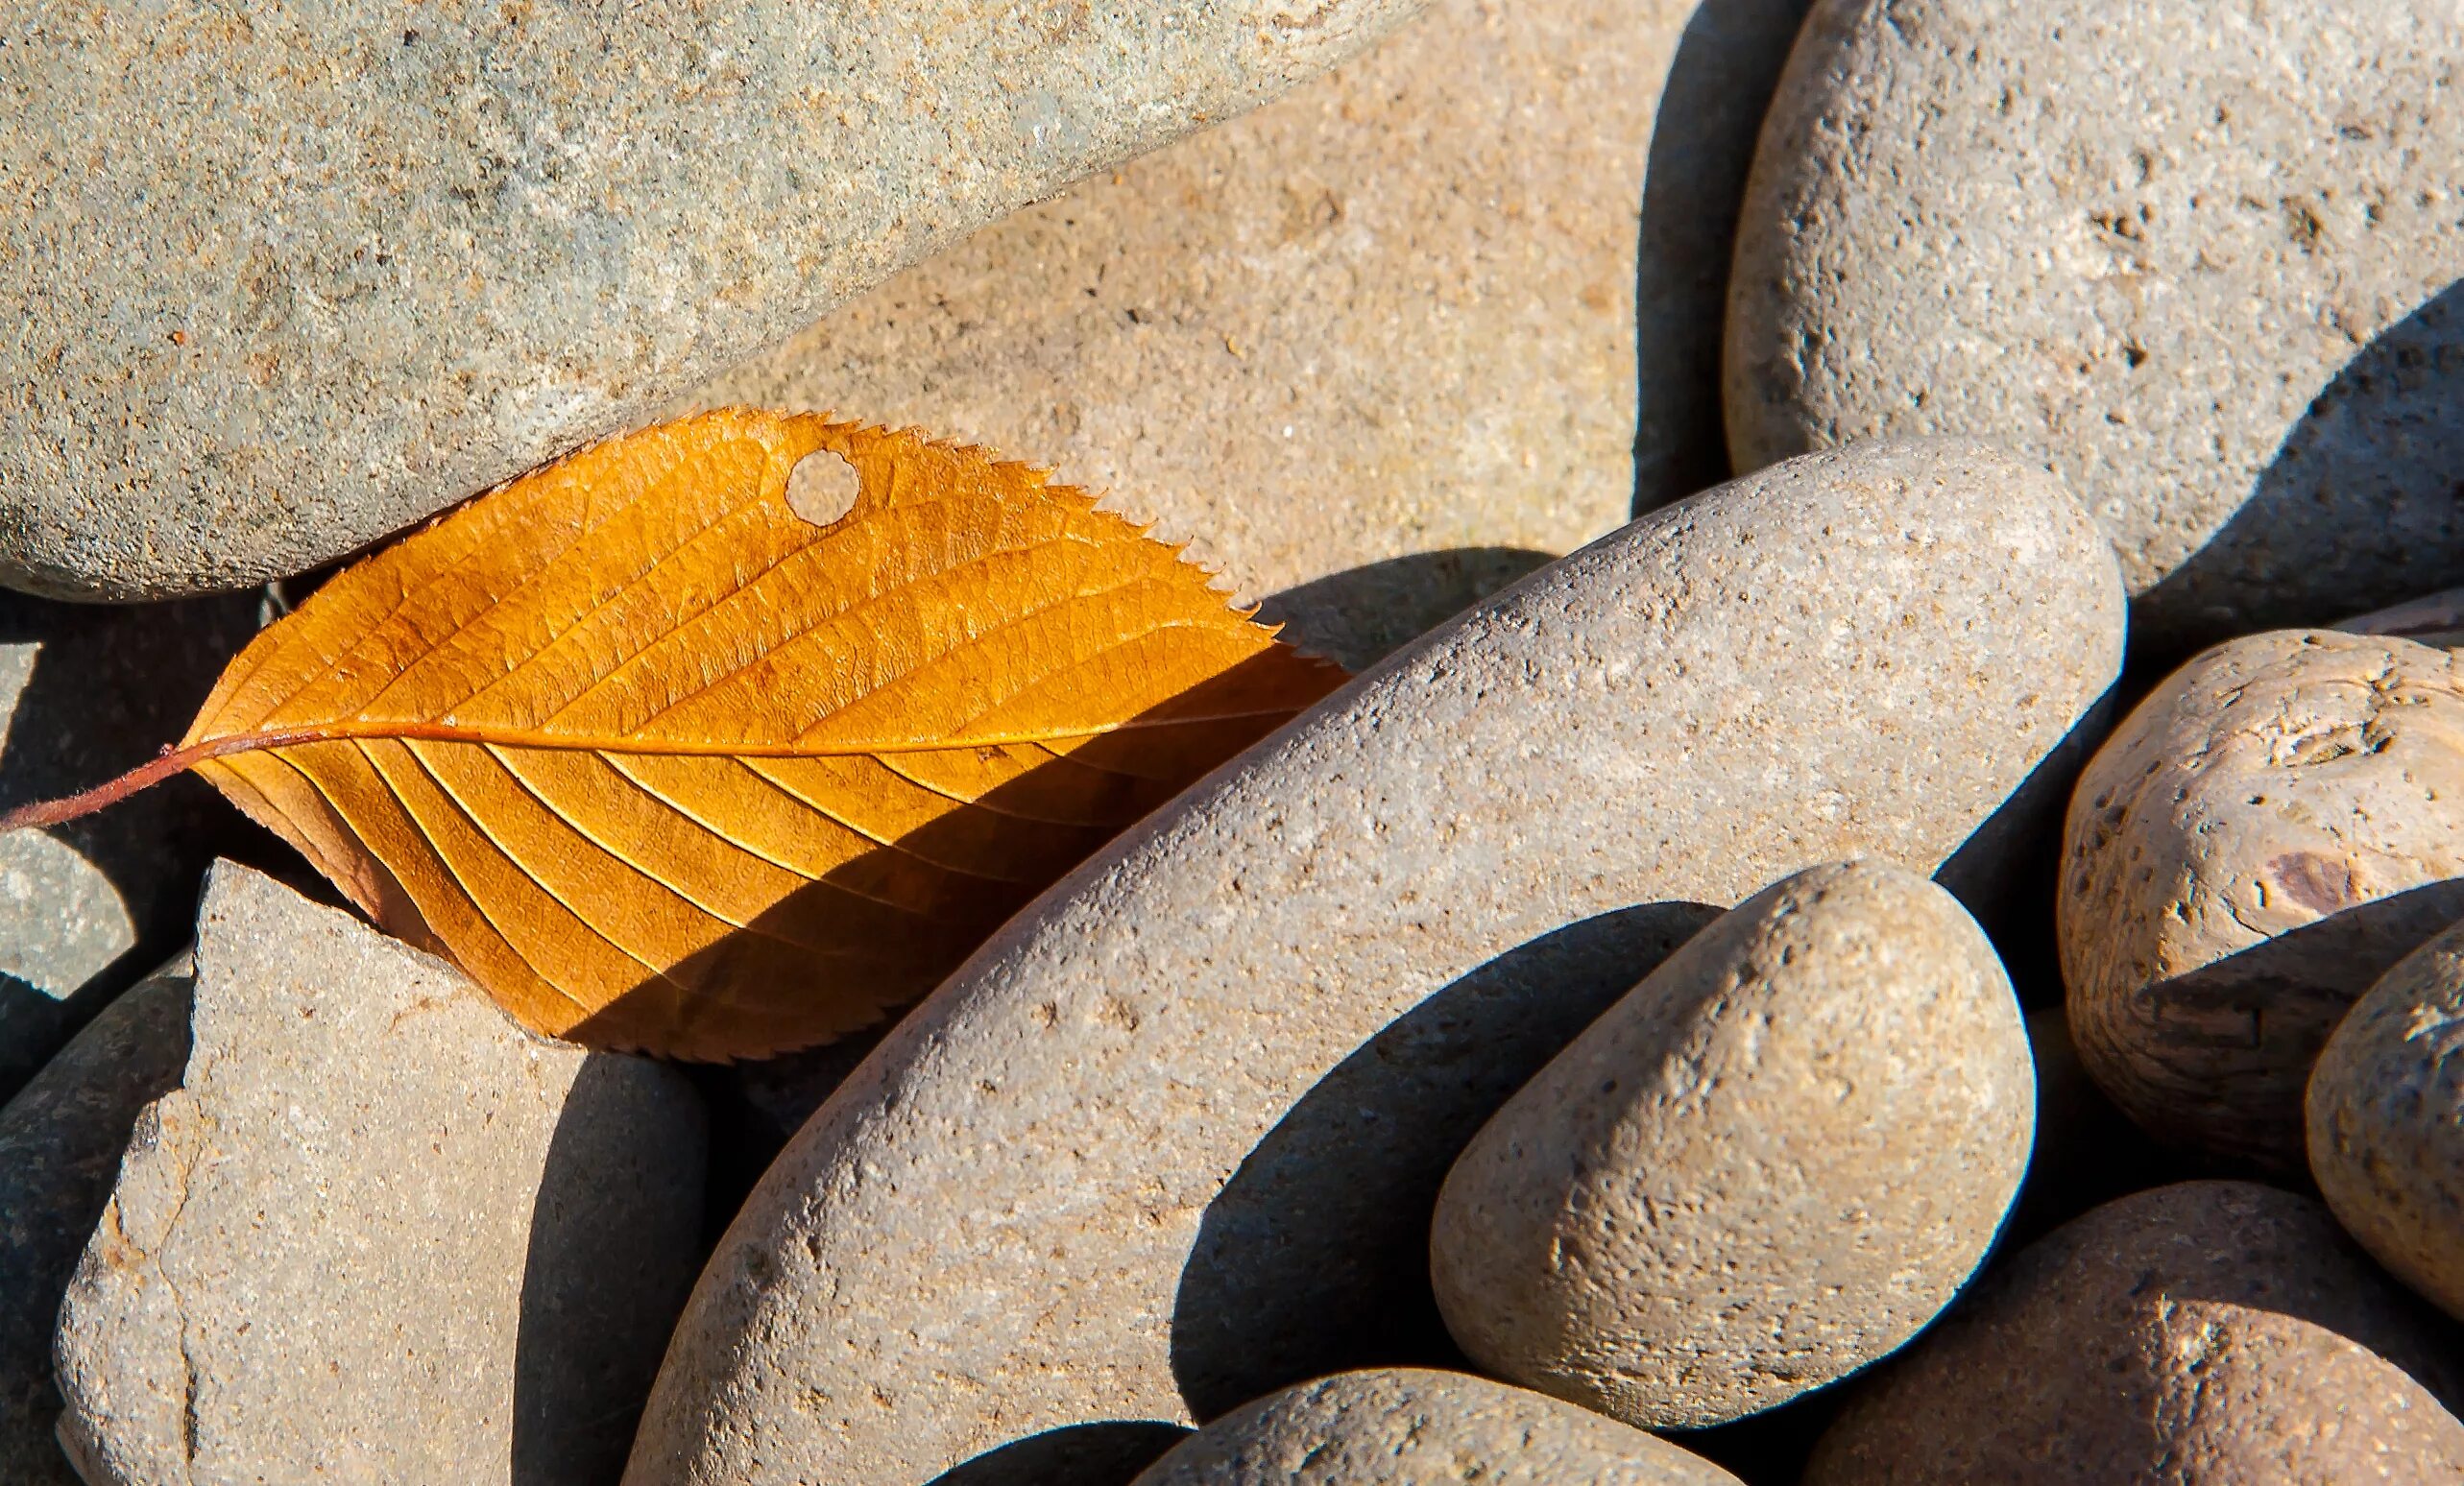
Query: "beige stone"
2061 629 2464 1170
0 0 1420 600
693 0 1816 669
2308 916 2464 1323
1430 861 2031 1429
54 863 707 1486
623 438 2123 1486
1803 1182 2464 1485
1726 0 2464 656
1129 1369 1744 1485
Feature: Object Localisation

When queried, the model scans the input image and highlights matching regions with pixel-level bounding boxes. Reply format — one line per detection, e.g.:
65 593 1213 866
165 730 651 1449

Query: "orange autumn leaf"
134 411 1344 1059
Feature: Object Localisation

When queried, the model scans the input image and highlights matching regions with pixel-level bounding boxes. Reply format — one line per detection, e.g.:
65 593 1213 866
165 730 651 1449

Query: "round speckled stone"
2308 917 2464 1323
1129 1370 1743 1486
1430 861 2031 1429
1726 0 2464 655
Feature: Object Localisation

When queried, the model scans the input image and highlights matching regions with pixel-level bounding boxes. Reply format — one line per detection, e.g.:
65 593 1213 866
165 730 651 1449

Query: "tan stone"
2060 629 2464 1170
1726 0 2464 656
2308 916 2464 1323
54 864 707 1486
1431 861 2032 1429
624 438 2123 1486
1803 1182 2464 1485
1129 1369 1744 1485
693 0 1817 669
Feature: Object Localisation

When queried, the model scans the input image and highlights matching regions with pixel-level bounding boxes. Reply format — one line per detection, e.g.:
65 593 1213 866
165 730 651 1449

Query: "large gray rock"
694 0 1815 670
1128 1369 1744 1485
624 437 2124 1486
0 589 260 1104
54 863 707 1486
2061 629 2464 1171
0 959 191 1486
1 0 1422 601
1430 861 2033 1430
1726 0 2464 656
1804 1182 2464 1485
2308 916 2464 1324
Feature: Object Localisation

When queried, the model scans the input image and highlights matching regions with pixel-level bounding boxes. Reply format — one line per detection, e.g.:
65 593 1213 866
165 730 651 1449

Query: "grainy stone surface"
1 0 1422 601
624 438 2123 1486
0 589 259 1104
1803 1182 2464 1485
692 0 1814 669
1430 861 2032 1429
2061 630 2464 1171
54 863 707 1486
1726 0 2464 655
1129 1369 1745 1485
2309 916 2464 1323
0 959 191 1486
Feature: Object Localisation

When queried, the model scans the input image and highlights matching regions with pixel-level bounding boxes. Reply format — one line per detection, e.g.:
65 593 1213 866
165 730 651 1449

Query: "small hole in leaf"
786 449 861 527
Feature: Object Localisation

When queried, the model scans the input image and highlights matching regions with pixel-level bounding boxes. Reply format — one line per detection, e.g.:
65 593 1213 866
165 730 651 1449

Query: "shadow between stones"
1253 548 1553 672
925 1422 1194 1486
1166 900 1720 1422
0 589 258 1103
510 1057 708 1486
2139 276 2464 663
1631 0 1817 517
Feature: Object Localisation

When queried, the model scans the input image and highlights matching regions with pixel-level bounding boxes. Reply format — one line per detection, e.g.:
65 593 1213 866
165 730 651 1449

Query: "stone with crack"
52 862 707 1486
2060 629 2464 1171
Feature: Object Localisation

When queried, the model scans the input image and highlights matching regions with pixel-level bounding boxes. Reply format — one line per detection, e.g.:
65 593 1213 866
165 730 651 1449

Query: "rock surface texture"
1726 0 2464 655
2308 916 2464 1323
622 438 2125 1486
694 0 1817 668
0 0 1422 601
2061 629 2464 1171
0 960 191 1486
1430 861 2032 1429
0 589 259 1103
1803 1182 2464 1484
1128 1369 1745 1485
54 863 707 1486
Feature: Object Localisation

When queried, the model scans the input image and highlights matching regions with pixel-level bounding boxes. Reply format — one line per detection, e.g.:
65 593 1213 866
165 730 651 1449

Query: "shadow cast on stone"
925 1421 1193 1486
2094 873 2464 1174
511 1057 707 1486
1631 0 1816 516
2138 276 2464 664
0 589 259 1101
1166 901 1720 1422
1255 548 1553 672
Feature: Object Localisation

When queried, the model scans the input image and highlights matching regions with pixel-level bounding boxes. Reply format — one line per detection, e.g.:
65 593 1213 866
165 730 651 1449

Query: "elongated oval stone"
0 0 1420 600
624 438 2125 1486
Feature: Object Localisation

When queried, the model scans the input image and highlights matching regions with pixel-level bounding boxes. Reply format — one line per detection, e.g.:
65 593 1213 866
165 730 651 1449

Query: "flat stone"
2061 629 2464 1171
625 437 2124 1485
1430 861 2032 1429
2309 916 2464 1323
1 0 1421 601
54 863 707 1486
1802 1182 2464 1484
1128 1369 1744 1485
0 959 191 1486
1725 0 2464 656
691 0 1815 669
0 588 260 1104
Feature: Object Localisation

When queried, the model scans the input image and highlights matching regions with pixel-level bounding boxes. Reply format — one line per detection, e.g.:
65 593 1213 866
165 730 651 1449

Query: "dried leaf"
160 411 1345 1059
